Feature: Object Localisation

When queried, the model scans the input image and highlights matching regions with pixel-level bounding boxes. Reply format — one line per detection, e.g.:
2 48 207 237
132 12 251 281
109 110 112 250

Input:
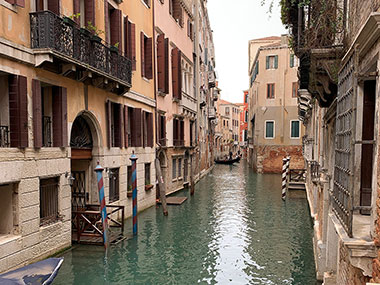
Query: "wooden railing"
72 204 125 245
289 169 306 183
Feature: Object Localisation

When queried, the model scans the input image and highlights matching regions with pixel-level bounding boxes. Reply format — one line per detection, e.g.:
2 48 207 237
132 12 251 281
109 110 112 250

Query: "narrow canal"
54 162 317 284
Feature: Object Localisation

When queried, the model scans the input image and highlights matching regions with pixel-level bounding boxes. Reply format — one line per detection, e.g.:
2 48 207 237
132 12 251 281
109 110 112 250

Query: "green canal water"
54 162 317 284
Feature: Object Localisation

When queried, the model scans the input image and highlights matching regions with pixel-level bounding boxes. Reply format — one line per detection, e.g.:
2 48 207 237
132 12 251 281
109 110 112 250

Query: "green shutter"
290 54 294 68
266 56 269 69
274 55 278 69
266 121 274 138
291 121 300 138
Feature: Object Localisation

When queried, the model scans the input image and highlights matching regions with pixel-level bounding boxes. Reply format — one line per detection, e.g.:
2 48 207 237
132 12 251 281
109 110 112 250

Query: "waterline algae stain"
54 162 316 284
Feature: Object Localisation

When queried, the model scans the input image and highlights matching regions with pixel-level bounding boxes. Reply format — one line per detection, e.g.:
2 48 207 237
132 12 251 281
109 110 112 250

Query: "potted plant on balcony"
127 185 133 198
63 13 80 26
86 21 104 43
145 179 153 191
110 42 119 54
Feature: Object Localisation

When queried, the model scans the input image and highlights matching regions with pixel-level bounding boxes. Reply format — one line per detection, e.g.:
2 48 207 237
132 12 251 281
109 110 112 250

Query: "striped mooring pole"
286 156 291 179
282 157 287 200
94 163 109 248
130 153 138 235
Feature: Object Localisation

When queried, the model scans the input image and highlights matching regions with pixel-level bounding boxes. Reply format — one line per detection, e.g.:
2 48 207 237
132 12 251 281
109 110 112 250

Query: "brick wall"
255 145 304 173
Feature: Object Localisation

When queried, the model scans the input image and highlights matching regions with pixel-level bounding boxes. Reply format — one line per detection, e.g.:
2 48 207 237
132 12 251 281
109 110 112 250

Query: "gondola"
215 156 240 164
0 257 64 285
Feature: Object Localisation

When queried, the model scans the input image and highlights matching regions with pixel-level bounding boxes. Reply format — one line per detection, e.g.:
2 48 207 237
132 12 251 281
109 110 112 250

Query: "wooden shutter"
32 80 42 148
104 1 109 42
157 34 165 92
172 47 182 100
85 0 96 26
9 75 28 148
162 115 166 146
130 22 136 70
48 0 60 15
180 120 184 146
147 112 153 147
52 87 67 147
140 32 145 77
142 111 146 147
266 56 269 69
145 37 153 79
132 108 142 147
106 100 112 148
73 0 80 25
290 54 294 68
124 105 128 148
173 119 177 146
110 9 122 52
124 16 129 56
164 38 169 94
114 103 122 148
5 0 15 4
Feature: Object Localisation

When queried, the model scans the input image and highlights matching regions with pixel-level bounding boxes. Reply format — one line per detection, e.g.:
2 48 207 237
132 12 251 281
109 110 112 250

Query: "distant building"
217 99 240 155
237 90 249 157
247 35 304 173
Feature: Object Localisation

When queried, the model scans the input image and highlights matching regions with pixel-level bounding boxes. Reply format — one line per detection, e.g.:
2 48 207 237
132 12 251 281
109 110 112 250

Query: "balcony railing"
208 107 216 119
30 11 132 89
0 126 9 147
173 139 184 147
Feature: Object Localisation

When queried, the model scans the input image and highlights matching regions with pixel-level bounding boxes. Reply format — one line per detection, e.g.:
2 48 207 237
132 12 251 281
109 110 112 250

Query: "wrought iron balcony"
30 11 132 94
0 126 9 147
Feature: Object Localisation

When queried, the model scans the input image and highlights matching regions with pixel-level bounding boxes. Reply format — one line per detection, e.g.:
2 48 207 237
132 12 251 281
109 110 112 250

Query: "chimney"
281 34 289 45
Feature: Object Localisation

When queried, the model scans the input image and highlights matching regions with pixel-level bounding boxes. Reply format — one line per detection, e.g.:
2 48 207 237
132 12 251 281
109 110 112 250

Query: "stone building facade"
281 0 380 283
247 35 304 173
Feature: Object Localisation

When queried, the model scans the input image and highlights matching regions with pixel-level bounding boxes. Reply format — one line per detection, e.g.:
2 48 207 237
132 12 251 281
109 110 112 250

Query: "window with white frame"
172 158 177 180
265 121 275 139
178 157 182 179
290 120 300 138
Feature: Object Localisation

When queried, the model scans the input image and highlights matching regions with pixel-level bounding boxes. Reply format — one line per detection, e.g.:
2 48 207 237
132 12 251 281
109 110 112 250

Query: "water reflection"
54 162 316 284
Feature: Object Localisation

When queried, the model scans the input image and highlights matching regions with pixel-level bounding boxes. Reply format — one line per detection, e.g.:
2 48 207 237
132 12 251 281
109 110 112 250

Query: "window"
108 7 122 52
178 157 182 179
265 121 275 139
40 177 59 226
128 107 142 147
169 0 183 26
245 93 248 103
76 0 95 28
245 111 248 123
109 168 119 202
0 183 18 235
33 81 67 148
290 54 295 68
106 101 122 148
172 158 177 179
292 82 298 98
173 118 184 146
127 166 132 192
143 111 154 147
267 83 275 99
145 163 151 185
190 120 194 146
0 74 28 148
141 32 153 79
187 20 194 40
225 107 230 115
35 0 58 13
290 120 300 138
266 55 278 69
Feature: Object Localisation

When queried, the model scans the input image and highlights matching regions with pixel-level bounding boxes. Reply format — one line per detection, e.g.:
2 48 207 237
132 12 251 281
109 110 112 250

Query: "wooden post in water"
155 158 168 216
130 153 138 235
190 154 195 195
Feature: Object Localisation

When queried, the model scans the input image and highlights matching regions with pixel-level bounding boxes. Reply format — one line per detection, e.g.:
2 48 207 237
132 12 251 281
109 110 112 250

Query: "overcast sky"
207 0 286 103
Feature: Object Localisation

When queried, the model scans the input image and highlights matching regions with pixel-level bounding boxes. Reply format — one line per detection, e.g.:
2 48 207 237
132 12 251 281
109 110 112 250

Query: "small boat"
0 257 63 285
215 156 240 164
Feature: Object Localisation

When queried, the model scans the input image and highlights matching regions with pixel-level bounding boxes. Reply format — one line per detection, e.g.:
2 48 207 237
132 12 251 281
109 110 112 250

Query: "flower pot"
145 184 153 191
127 191 133 198
63 16 76 27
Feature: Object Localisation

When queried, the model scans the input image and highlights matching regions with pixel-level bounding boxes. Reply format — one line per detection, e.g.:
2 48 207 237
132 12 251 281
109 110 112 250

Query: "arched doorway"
70 112 100 209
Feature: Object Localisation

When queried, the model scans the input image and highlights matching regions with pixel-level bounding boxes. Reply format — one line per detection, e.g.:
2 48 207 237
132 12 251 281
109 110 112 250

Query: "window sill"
158 90 167 97
140 0 150 9
0 0 17 12
0 234 21 246
142 77 151 82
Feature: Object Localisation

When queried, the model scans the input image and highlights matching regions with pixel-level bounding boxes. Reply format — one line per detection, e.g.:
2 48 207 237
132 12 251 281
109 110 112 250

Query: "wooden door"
360 81 376 214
